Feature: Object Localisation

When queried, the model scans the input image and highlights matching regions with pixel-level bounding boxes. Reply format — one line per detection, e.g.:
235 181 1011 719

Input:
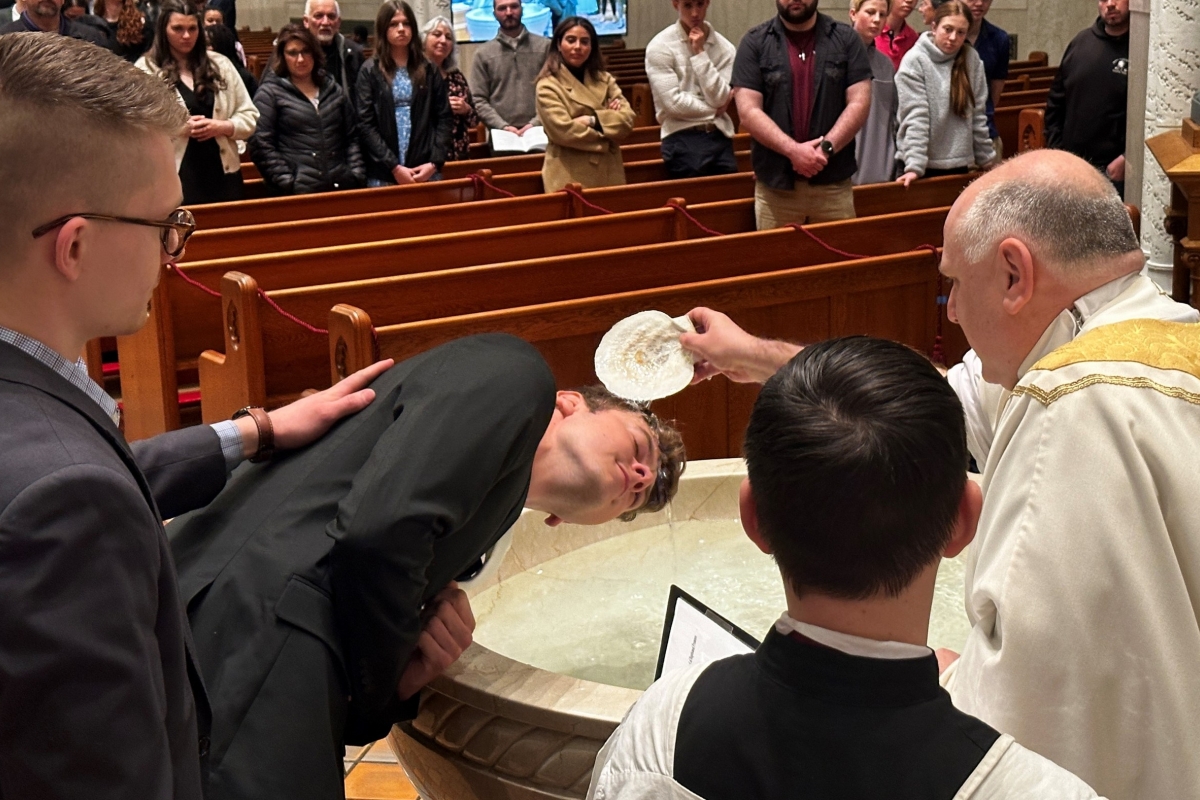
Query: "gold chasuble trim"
1013 318 1200 407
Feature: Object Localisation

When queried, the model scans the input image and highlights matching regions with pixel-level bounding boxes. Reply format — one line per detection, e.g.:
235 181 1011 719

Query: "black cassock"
168 334 555 800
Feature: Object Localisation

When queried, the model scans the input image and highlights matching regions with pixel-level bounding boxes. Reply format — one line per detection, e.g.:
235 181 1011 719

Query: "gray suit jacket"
167 334 555 800
0 341 227 800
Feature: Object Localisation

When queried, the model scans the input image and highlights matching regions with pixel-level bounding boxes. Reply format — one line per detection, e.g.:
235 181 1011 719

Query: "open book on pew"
490 126 549 154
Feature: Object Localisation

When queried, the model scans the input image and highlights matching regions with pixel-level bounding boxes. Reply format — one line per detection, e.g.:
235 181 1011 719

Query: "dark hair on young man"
150 0 225 98
536 15 604 82
373 0 429 89
576 385 687 522
743 337 968 600
273 23 326 81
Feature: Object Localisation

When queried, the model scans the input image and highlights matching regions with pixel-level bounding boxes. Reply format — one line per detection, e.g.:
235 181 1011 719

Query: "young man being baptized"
588 336 1101 799
167 333 686 800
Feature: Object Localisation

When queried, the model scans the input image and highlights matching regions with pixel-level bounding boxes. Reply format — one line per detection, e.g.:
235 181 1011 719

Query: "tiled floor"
344 740 419 800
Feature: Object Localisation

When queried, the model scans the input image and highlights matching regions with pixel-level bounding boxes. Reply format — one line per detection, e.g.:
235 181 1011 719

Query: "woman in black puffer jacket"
250 24 365 195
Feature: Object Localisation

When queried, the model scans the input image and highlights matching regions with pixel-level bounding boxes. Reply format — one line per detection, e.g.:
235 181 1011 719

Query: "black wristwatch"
820 139 835 157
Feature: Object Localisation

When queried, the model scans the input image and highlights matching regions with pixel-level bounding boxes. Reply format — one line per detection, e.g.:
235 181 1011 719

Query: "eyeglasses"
31 208 196 258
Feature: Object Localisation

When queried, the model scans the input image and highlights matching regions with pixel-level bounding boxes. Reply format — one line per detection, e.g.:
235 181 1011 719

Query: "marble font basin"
388 459 972 799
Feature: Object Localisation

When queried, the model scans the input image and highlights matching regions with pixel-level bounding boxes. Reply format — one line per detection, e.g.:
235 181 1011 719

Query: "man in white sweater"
644 0 738 178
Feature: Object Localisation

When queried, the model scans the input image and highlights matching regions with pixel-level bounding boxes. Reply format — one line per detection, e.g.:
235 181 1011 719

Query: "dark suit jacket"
167 334 555 800
0 14 112 48
0 342 227 800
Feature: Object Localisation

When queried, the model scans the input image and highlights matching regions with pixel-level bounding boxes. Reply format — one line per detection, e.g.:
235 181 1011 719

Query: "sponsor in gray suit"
0 35 384 799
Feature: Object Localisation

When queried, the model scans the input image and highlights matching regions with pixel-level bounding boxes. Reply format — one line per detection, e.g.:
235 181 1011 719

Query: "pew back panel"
197 208 951 424
330 250 947 460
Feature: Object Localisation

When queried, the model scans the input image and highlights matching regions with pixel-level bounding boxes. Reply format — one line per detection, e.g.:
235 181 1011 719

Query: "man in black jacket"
303 0 363 99
1044 0 1129 196
0 0 111 47
732 0 873 229
167 335 687 800
0 35 385 800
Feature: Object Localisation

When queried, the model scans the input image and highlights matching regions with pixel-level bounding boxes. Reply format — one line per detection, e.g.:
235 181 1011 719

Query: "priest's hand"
935 648 960 674
397 582 476 701
235 359 393 457
680 307 802 384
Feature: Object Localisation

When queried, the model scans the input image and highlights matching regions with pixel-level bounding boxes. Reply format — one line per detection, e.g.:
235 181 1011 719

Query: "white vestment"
943 273 1200 799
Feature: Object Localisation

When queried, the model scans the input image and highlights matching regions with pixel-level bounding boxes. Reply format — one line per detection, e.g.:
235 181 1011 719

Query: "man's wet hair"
576 385 686 521
743 337 968 599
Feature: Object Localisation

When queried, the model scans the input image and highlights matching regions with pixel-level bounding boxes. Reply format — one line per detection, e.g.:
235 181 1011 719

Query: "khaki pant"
754 179 856 230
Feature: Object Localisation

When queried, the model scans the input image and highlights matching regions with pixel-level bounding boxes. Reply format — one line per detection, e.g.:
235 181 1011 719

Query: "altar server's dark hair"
743 336 967 599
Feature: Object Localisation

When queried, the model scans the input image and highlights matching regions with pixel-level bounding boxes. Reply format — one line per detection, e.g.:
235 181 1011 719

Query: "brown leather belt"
683 122 720 133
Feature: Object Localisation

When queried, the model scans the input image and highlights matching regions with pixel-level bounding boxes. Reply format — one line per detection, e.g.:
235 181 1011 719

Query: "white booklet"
490 125 549 154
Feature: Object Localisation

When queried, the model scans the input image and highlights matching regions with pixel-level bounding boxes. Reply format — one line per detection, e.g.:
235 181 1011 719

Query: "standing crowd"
0 0 1128 216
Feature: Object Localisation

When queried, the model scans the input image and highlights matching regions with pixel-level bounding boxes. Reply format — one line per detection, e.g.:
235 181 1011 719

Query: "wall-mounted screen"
451 0 628 43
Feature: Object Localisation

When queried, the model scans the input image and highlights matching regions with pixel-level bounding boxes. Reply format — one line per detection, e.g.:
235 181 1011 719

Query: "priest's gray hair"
420 15 457 71
957 173 1141 270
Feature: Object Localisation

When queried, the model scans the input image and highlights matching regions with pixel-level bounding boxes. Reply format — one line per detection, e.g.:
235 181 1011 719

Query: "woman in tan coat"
535 16 635 192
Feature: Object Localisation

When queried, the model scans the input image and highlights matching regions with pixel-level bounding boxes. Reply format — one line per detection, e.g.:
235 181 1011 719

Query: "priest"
167 333 686 800
675 149 1200 798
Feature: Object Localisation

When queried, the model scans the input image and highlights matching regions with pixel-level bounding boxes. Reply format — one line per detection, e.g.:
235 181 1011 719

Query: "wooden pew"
440 134 752 180
187 171 541 230
327 249 951 460
183 169 970 262
995 103 1044 159
996 88 1049 108
120 173 973 437
196 206 955 426
187 150 752 231
1018 108 1045 153
181 173 758 261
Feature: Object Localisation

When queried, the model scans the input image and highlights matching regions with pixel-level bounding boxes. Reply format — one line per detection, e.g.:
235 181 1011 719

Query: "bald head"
950 150 1141 279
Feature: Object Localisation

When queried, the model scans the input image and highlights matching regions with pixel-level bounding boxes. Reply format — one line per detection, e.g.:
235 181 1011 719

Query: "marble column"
1140 0 1200 291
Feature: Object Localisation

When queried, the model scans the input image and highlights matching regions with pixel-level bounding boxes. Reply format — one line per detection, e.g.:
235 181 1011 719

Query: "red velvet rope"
167 262 221 297
666 202 725 237
558 184 616 215
469 172 517 198
168 262 328 335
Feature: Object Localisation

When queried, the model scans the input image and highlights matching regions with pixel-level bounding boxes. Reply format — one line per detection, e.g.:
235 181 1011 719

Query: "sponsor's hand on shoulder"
398 582 476 700
263 359 394 452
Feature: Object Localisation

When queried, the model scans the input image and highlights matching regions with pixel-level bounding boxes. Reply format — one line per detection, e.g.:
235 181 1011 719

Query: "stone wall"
1139 0 1200 289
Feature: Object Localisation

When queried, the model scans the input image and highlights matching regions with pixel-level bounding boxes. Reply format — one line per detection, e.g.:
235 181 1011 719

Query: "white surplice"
943 273 1200 799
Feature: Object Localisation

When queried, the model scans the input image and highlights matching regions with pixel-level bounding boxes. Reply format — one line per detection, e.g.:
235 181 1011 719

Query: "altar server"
588 337 1101 799
167 334 686 800
674 149 1200 799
